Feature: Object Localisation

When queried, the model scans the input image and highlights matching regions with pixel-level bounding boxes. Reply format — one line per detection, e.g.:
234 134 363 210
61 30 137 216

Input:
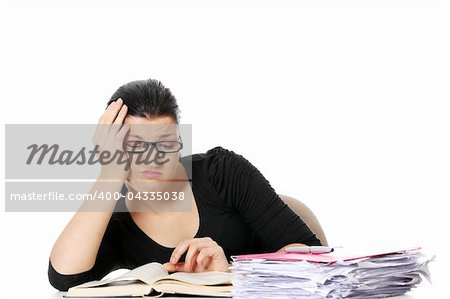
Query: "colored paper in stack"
230 247 433 299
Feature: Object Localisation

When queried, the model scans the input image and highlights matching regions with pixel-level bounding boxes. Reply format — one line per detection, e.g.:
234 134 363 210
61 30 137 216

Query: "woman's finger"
97 100 116 124
116 124 130 141
100 98 124 124
109 105 128 135
94 99 123 144
170 238 213 265
196 247 215 271
113 104 128 125
184 239 217 271
170 239 191 265
163 262 185 273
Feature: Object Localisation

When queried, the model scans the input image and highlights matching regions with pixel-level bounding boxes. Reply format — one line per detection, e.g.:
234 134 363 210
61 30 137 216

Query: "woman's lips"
141 170 162 179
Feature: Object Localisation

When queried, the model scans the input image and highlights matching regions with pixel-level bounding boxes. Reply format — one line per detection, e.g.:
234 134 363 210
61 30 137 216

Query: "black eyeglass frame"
124 137 183 154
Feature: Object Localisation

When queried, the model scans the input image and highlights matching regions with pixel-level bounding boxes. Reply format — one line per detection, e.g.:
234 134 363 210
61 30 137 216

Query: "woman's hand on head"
92 98 130 181
163 237 230 273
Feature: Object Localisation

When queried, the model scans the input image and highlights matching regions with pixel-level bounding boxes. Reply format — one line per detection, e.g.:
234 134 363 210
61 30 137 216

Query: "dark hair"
108 79 180 123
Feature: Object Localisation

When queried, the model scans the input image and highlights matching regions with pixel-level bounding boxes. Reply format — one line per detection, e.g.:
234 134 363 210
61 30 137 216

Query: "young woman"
48 79 321 291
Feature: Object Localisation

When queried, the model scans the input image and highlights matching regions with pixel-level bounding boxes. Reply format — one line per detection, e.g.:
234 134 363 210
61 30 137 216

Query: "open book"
65 262 232 298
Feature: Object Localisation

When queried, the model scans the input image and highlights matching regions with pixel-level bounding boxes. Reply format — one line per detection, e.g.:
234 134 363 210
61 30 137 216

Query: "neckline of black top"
118 155 204 251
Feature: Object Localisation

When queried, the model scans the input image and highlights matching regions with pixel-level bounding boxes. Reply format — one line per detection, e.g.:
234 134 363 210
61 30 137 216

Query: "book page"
152 272 232 297
116 262 169 285
153 282 232 297
163 271 232 285
70 262 168 289
66 282 153 298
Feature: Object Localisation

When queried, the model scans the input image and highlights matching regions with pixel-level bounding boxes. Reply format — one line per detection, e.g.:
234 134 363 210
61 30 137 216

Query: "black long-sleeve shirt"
48 146 321 291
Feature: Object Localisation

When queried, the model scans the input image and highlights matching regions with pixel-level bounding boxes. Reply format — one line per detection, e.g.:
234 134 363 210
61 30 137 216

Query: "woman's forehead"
124 115 176 125
124 115 178 139
127 127 178 141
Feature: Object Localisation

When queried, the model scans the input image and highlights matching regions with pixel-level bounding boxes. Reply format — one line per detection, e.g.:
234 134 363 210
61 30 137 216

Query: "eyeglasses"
124 138 183 154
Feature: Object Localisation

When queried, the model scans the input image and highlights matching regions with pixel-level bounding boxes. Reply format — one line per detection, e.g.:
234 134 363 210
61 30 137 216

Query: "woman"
48 79 321 291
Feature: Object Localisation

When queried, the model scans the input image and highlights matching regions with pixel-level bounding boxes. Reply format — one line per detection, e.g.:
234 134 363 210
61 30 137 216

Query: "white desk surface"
50 284 441 299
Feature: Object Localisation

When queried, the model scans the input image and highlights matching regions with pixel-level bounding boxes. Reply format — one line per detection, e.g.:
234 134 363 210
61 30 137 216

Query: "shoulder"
185 146 254 173
207 146 253 171
185 147 257 189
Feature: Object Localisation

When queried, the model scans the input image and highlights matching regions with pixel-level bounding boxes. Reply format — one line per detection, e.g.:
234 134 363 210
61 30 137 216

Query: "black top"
48 147 321 291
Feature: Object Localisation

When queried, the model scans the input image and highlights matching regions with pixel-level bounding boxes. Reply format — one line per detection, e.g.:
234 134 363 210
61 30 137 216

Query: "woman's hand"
92 98 130 181
277 243 307 252
164 237 230 273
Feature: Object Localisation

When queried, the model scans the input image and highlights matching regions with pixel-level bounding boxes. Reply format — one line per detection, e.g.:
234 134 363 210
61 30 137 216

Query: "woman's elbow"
47 260 93 291
48 277 71 292
48 267 72 291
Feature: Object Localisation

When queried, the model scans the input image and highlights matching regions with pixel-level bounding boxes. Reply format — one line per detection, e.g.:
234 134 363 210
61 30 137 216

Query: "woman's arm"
205 147 322 252
48 181 124 291
50 99 129 274
49 179 123 274
48 99 129 290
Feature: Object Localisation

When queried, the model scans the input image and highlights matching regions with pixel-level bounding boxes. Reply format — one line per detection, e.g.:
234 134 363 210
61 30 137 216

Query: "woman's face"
123 115 182 192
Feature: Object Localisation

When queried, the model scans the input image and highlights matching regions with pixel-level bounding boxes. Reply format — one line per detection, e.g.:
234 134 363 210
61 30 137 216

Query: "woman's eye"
160 143 175 149
128 141 145 149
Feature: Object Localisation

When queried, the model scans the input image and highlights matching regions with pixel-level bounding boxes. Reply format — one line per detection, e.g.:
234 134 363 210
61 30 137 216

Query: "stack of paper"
230 248 433 299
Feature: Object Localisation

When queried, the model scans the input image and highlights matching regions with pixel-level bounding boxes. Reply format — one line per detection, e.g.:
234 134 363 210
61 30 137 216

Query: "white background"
0 0 448 298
